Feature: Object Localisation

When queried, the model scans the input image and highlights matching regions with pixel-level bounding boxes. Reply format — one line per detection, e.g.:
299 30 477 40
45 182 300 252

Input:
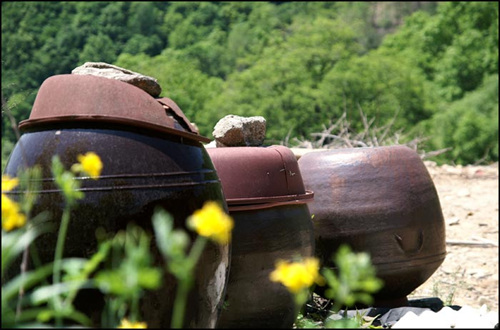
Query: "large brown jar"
3 74 230 328
298 146 446 306
207 145 315 328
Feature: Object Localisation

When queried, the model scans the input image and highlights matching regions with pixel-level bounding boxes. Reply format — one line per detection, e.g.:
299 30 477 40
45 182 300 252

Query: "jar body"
206 146 315 328
217 204 315 328
4 126 230 328
298 146 446 305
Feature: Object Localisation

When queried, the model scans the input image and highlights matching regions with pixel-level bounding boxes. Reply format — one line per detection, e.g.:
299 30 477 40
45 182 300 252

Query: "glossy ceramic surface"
3 74 229 328
298 146 446 306
207 146 315 328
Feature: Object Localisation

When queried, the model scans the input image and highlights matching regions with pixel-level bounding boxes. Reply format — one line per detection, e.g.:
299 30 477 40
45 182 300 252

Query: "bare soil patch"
409 161 499 312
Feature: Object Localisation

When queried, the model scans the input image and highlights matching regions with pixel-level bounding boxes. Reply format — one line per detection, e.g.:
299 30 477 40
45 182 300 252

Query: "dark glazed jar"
297 146 446 307
206 145 315 329
3 74 230 328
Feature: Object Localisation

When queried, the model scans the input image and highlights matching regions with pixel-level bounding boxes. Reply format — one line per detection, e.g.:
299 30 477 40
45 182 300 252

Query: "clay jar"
206 145 315 329
297 146 446 306
3 74 230 328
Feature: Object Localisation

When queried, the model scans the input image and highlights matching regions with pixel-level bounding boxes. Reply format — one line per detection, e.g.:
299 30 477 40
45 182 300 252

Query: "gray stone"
71 62 162 97
212 115 266 147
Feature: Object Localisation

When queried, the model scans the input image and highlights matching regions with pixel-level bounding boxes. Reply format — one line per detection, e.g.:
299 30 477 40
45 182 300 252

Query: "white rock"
212 115 266 147
415 310 453 328
72 62 162 97
436 307 458 328
392 306 499 329
391 311 420 328
204 140 217 148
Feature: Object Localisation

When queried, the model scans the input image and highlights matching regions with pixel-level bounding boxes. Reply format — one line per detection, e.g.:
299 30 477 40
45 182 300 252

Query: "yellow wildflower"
270 257 325 294
117 318 147 328
2 193 26 231
2 175 19 192
187 201 234 244
72 152 103 179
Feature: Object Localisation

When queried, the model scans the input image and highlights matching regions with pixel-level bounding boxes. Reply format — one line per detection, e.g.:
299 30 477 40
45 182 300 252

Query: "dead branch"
446 240 497 247
420 148 452 160
285 105 445 159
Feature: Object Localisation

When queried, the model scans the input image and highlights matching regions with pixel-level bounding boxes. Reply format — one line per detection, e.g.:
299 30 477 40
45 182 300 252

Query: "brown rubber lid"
207 145 314 210
18 74 210 143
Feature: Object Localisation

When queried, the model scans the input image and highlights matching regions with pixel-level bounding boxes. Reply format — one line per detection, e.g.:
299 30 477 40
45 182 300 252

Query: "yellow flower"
72 152 103 179
2 175 19 192
2 193 26 231
187 201 234 244
117 318 147 328
270 257 325 294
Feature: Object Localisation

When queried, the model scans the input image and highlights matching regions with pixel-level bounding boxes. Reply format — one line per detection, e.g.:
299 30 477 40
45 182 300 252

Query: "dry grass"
284 106 450 160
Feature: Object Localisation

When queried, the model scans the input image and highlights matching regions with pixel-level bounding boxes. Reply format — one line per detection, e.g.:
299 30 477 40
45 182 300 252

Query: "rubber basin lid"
18 74 210 143
207 145 314 209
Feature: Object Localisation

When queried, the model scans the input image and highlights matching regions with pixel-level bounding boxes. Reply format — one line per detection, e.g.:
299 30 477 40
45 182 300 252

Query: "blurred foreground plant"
153 200 233 328
270 257 325 314
2 152 104 327
272 244 384 329
321 245 384 328
323 245 384 313
2 152 233 328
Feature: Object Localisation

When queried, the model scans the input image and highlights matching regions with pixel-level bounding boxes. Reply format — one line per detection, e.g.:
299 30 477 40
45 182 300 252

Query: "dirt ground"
408 161 499 313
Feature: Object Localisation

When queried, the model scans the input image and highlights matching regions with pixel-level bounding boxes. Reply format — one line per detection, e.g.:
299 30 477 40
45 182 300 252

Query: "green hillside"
2 1 498 169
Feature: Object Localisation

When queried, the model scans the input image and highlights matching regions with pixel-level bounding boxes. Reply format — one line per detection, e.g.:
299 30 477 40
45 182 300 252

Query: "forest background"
1 1 498 171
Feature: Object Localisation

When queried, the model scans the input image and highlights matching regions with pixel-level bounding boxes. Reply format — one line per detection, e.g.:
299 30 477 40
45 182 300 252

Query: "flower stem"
171 278 191 329
170 236 207 328
187 236 208 270
52 206 72 326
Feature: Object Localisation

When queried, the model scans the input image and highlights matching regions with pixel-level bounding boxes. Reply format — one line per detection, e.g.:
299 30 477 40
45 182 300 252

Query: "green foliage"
1 91 37 149
322 245 384 313
114 52 224 137
295 311 323 328
151 208 191 280
122 34 163 56
3 155 163 328
51 156 84 206
421 74 499 165
1 139 14 178
205 14 365 140
293 245 384 329
79 33 118 64
380 1 498 102
318 51 437 134
1 2 497 165
94 225 162 327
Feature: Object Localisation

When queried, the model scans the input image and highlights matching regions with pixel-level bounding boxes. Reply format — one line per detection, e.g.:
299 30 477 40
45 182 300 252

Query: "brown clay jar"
297 146 446 307
207 145 315 328
3 74 230 328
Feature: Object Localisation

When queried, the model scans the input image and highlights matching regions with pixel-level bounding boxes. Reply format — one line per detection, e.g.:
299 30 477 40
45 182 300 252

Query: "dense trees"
2 1 498 168
378 1 498 164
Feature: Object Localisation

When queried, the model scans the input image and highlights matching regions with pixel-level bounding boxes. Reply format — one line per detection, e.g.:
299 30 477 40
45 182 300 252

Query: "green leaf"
137 268 162 290
34 306 92 327
94 270 129 296
322 244 383 312
2 263 54 304
1 218 52 276
325 317 361 328
152 207 189 260
29 280 92 305
73 241 111 281
60 258 88 278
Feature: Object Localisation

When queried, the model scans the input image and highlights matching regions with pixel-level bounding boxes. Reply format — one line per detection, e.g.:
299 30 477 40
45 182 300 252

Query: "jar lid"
207 145 314 210
18 74 210 143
